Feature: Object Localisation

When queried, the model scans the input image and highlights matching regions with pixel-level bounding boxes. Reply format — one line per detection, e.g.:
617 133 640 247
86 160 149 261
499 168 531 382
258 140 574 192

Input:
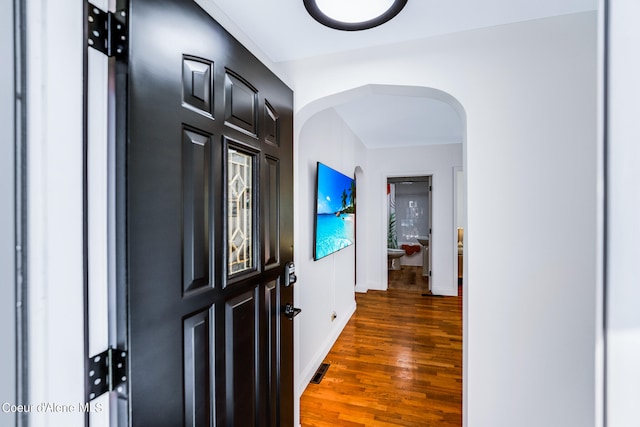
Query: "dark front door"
126 0 295 425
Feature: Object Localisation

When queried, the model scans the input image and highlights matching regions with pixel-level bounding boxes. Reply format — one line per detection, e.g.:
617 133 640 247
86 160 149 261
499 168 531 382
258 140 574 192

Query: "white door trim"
26 2 86 425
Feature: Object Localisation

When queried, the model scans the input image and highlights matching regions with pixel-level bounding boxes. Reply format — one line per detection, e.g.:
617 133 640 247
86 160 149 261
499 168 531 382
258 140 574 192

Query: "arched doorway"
294 84 467 424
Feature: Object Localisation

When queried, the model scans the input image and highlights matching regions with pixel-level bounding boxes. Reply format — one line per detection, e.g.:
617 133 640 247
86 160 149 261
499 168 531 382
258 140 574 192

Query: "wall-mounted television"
314 162 355 260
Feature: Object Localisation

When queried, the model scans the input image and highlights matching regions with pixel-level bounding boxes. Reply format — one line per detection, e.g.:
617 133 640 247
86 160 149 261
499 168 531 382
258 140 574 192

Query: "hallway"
300 289 463 426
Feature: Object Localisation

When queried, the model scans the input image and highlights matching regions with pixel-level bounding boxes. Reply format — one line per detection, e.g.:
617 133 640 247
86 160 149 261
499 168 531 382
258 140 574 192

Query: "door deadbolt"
285 261 297 287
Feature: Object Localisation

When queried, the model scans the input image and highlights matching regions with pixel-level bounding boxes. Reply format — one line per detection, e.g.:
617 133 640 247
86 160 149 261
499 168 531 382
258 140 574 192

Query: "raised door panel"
225 289 258 426
182 56 214 118
224 71 258 137
263 156 280 269
264 101 279 146
264 281 279 426
183 308 214 427
182 128 212 294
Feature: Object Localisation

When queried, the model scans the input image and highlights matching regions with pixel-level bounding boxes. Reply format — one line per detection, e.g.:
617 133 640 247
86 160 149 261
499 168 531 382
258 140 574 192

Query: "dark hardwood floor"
300 287 463 427
388 266 430 293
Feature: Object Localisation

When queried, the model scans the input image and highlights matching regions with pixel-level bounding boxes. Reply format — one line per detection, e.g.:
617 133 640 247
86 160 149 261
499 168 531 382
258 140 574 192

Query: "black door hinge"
87 3 128 59
87 347 128 401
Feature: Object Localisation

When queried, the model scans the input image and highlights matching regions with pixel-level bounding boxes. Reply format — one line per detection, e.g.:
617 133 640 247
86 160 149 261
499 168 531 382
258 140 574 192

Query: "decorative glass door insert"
228 148 254 275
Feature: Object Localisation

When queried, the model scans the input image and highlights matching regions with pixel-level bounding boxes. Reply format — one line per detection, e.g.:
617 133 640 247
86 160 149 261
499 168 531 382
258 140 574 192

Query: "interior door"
126 0 295 425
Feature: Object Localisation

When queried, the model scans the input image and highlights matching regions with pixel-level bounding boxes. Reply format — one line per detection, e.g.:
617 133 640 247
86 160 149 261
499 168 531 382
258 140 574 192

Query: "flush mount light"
303 0 408 31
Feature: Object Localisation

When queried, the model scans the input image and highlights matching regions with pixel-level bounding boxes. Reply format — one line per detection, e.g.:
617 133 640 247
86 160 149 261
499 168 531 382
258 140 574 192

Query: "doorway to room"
295 84 467 426
386 175 433 294
454 167 465 287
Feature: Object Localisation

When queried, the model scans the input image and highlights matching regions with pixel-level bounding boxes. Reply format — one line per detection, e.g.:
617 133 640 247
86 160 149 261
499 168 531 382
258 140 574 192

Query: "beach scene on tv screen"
315 163 355 260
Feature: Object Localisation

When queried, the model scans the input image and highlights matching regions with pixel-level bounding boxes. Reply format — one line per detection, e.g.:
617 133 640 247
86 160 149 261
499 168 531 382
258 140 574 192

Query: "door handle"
284 303 302 320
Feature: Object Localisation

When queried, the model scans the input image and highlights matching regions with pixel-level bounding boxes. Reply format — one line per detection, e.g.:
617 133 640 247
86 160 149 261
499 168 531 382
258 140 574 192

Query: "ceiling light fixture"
303 0 407 31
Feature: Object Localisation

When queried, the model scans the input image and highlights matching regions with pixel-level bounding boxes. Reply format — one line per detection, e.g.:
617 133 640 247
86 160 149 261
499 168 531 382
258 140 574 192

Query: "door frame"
1 0 17 423
383 172 435 292
453 166 464 291
605 0 640 422
23 0 87 425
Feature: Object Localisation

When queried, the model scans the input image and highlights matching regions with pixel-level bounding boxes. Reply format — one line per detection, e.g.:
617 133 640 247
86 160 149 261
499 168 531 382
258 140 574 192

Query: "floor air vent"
310 363 330 384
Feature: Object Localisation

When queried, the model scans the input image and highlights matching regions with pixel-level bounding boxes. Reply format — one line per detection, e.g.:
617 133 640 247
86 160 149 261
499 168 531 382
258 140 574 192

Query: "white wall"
606 1 640 425
367 144 462 294
287 12 599 427
295 108 366 395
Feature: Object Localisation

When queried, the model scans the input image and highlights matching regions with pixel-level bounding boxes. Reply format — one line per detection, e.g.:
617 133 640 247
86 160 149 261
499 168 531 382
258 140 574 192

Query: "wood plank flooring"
300 288 462 427
388 266 429 293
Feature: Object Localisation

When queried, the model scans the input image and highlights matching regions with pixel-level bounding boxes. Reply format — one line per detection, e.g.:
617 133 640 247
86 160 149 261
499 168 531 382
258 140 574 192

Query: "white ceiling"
202 0 597 148
333 94 463 149
207 0 596 63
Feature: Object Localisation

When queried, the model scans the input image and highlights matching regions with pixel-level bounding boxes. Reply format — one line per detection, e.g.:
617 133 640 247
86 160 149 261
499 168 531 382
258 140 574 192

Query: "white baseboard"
431 284 458 296
355 283 368 293
297 301 357 396
366 280 385 291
